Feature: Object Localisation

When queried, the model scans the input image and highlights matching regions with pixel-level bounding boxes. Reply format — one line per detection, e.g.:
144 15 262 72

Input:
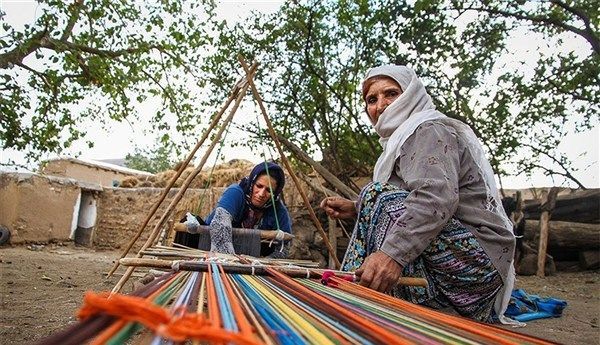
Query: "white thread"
184 212 200 234
306 269 310 279
171 260 182 272
275 230 285 240
268 230 289 251
251 259 263 276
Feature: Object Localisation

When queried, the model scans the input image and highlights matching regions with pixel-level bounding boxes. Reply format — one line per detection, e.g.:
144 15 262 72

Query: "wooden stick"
537 187 559 277
238 56 341 269
328 217 337 269
118 258 428 287
106 64 257 278
172 223 295 241
276 133 358 199
111 66 257 294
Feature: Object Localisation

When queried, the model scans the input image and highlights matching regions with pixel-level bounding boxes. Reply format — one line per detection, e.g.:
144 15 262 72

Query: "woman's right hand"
319 196 357 219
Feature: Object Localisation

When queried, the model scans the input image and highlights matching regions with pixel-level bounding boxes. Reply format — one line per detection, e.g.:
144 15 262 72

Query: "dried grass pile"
118 159 255 189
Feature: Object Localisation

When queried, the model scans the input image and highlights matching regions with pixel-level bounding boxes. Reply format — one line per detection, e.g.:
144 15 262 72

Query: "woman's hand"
319 196 357 219
355 251 403 293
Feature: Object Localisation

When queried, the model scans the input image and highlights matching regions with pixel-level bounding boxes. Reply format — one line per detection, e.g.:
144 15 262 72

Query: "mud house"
40 157 153 187
0 172 102 245
0 158 160 247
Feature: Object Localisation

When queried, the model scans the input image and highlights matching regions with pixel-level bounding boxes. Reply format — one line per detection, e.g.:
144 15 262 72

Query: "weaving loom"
37 253 556 345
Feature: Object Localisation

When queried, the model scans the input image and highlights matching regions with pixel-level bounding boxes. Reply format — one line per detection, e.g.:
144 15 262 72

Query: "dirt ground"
1 244 598 345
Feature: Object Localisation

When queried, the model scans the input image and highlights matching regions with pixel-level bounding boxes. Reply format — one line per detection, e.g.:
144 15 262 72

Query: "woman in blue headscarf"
203 161 292 258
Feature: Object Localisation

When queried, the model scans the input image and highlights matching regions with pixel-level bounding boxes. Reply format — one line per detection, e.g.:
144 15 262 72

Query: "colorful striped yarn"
71 264 557 345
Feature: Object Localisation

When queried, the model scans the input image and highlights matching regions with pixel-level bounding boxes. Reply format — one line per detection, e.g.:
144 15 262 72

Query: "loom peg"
320 270 428 288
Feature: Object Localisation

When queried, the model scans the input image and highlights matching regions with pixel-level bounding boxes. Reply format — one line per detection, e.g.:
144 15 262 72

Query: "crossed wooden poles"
107 57 341 293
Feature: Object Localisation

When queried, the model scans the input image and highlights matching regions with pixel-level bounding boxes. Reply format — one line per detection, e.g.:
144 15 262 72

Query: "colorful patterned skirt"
342 182 503 323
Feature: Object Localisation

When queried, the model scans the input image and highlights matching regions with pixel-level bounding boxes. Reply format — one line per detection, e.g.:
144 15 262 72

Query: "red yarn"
320 270 354 287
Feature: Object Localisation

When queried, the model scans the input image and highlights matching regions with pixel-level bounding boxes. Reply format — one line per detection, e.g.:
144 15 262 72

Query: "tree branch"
523 143 587 189
139 69 181 118
0 29 47 69
59 0 84 42
40 37 161 58
1 29 162 70
467 5 599 54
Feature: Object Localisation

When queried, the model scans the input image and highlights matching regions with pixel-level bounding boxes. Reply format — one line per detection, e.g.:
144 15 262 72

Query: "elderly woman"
178 162 292 258
320 65 516 323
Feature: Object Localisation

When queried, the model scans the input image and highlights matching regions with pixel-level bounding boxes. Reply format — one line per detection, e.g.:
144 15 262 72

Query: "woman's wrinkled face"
364 77 403 124
251 174 278 207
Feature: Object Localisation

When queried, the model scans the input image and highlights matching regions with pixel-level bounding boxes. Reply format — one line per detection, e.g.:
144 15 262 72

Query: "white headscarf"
364 64 517 324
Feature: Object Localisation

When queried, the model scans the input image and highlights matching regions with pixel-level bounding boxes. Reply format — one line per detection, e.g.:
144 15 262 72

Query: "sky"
1 0 598 189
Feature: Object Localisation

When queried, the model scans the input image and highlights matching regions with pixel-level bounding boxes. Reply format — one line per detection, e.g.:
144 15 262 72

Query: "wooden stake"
537 187 559 277
106 64 258 278
328 217 337 269
238 56 341 268
111 67 257 293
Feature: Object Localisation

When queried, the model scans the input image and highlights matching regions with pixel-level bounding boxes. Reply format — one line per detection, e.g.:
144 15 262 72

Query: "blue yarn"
260 277 375 345
211 263 238 332
232 275 305 345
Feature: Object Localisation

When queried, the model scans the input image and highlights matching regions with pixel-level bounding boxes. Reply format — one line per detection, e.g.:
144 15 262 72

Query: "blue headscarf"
238 162 286 210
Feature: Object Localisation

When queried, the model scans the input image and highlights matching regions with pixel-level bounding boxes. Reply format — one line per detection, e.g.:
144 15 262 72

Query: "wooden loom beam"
172 223 295 241
238 56 341 269
111 65 257 294
106 63 258 278
118 258 428 287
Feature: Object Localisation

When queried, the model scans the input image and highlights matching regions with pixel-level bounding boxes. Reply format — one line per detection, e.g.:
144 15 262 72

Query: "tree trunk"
524 189 599 223
524 220 600 251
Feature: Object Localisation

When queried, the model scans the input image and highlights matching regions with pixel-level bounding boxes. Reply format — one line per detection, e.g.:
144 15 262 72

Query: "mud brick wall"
95 187 225 250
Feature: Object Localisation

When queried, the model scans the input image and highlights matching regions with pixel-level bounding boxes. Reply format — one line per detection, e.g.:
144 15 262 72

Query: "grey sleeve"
380 122 461 267
209 207 236 254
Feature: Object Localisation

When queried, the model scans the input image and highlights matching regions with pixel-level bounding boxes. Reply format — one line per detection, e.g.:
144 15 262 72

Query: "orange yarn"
78 291 260 345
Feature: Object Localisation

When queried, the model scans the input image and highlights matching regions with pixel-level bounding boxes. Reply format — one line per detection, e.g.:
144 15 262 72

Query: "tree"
201 0 598 188
1 0 218 163
124 141 176 174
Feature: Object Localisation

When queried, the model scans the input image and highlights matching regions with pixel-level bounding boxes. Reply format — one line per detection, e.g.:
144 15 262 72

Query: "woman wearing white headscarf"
320 65 517 323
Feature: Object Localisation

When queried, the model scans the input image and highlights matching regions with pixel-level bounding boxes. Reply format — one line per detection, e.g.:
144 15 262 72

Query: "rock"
314 232 324 247
579 250 600 270
517 253 556 276
309 249 327 268
27 244 45 251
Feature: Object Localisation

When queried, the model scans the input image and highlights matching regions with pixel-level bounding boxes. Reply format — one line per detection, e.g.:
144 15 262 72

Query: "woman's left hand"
355 251 403 293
